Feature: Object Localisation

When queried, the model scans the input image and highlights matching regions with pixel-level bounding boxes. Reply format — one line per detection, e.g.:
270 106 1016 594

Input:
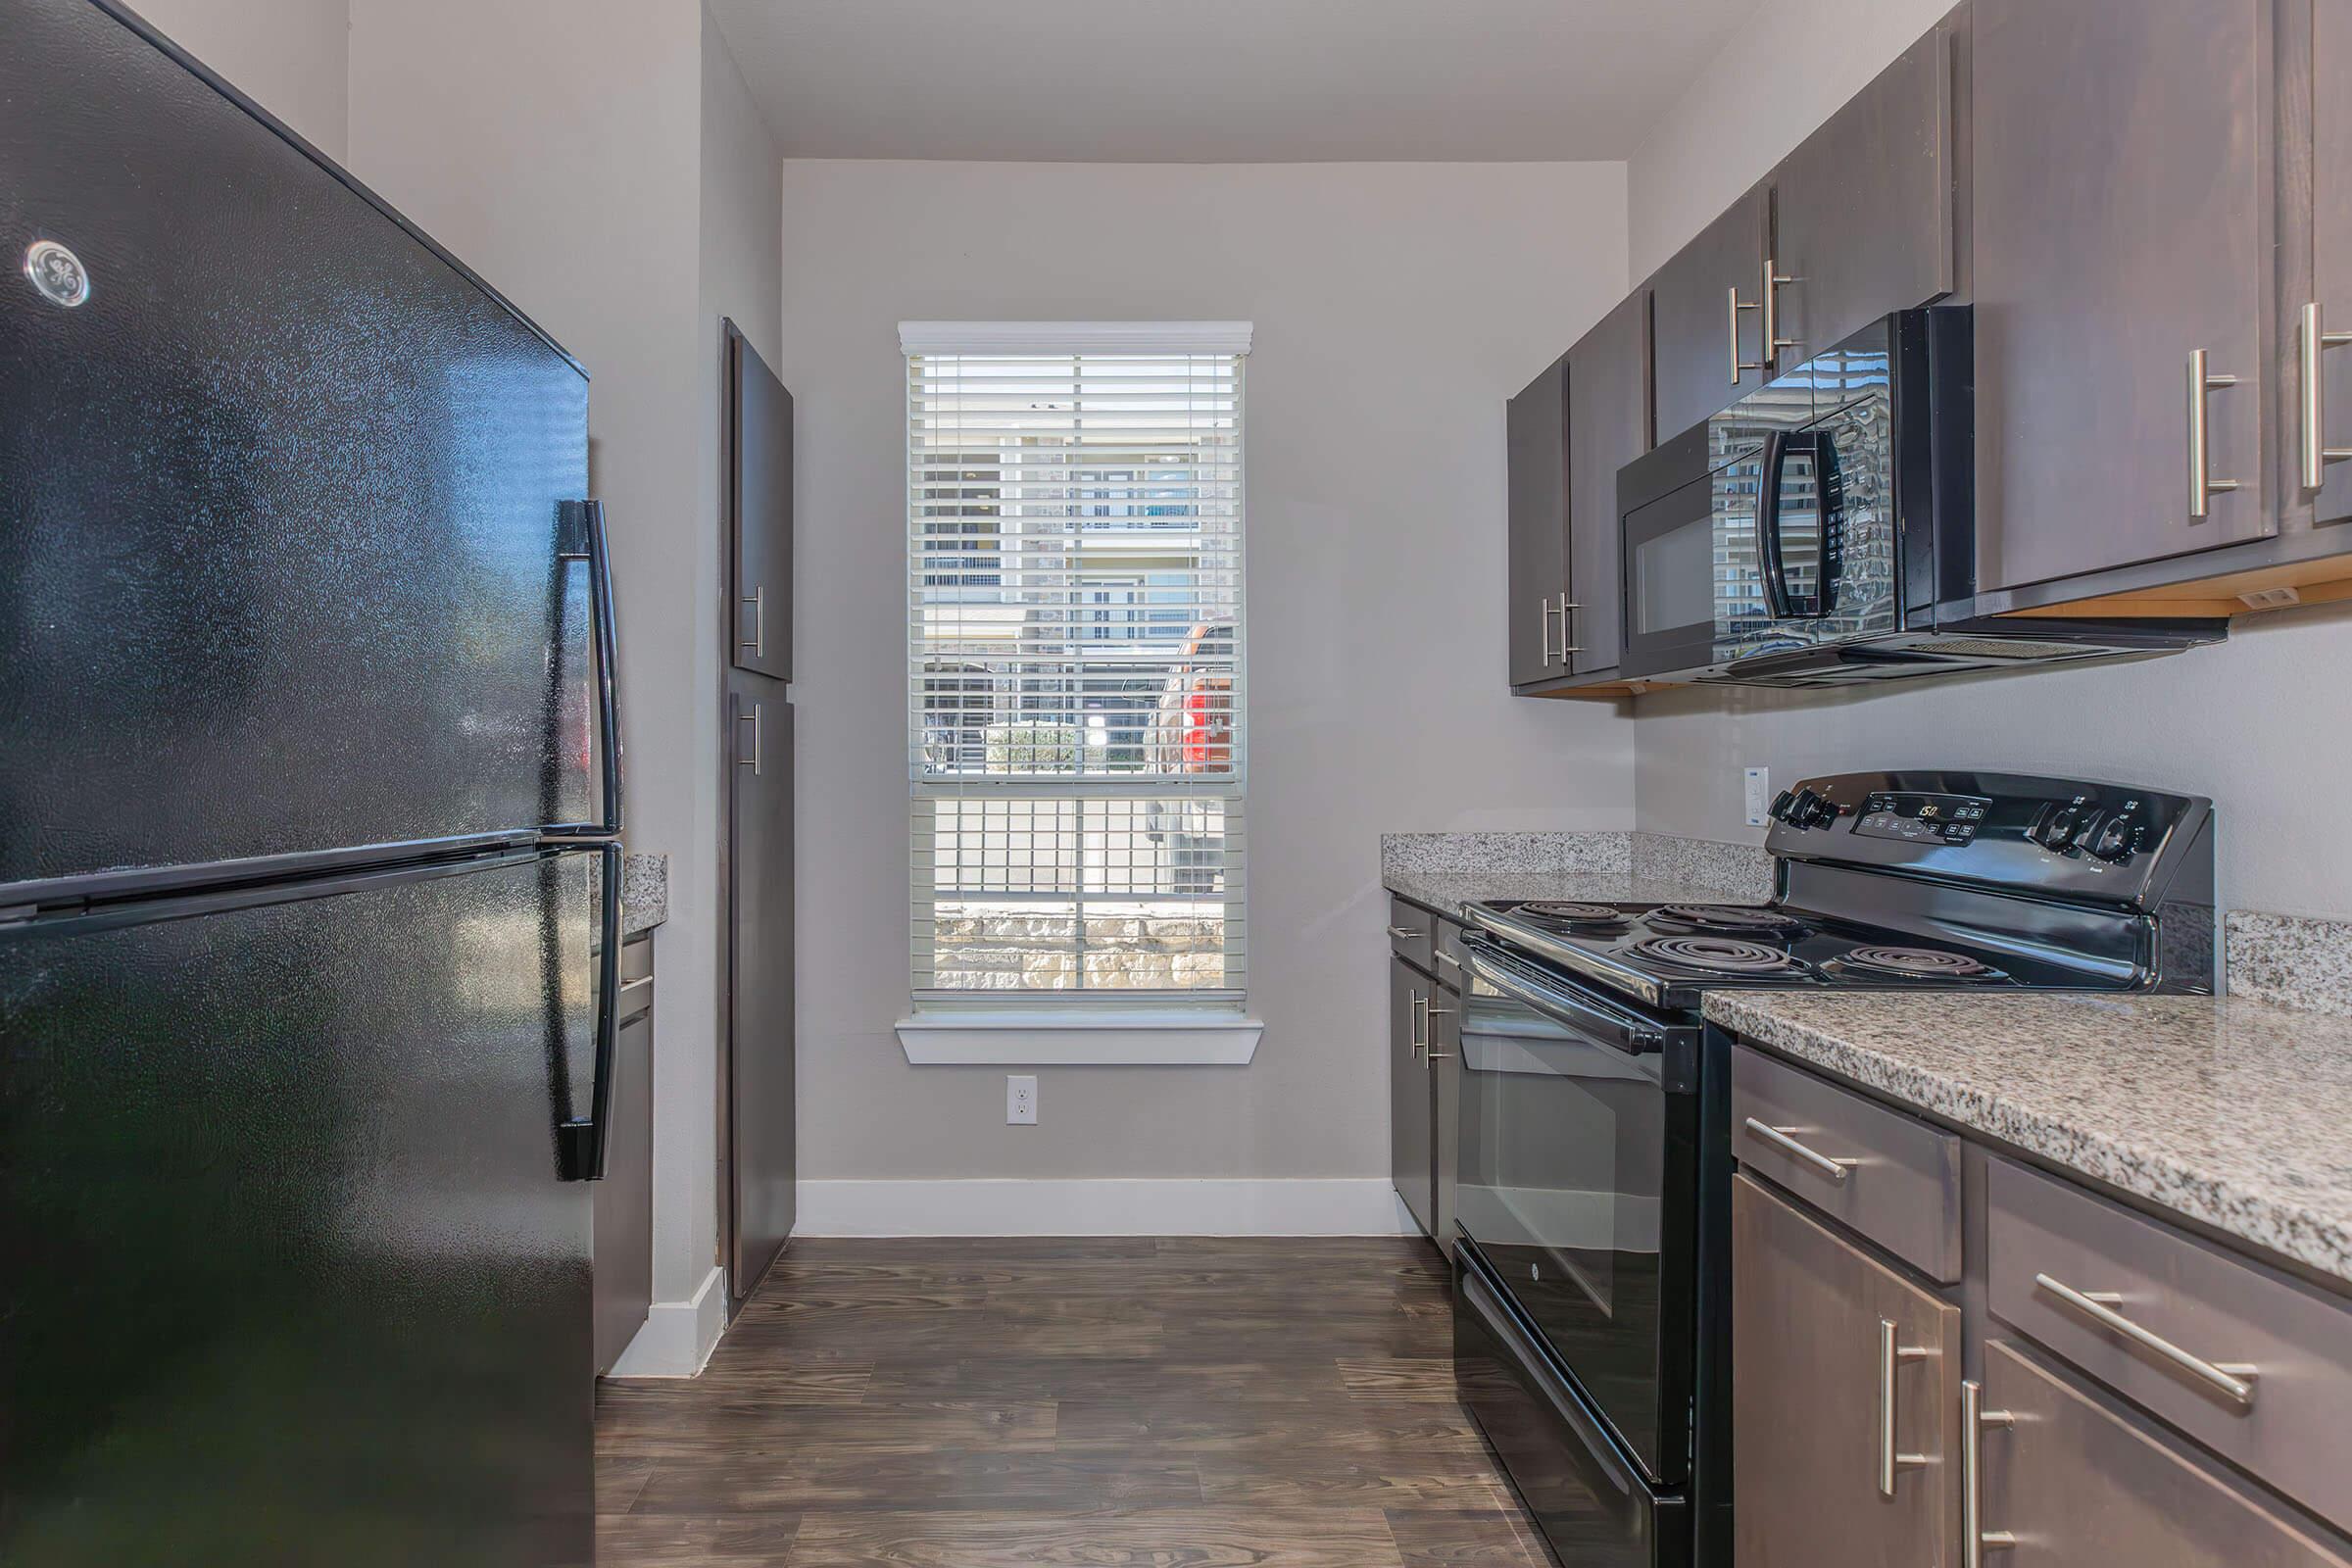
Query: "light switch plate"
1743 767 1771 827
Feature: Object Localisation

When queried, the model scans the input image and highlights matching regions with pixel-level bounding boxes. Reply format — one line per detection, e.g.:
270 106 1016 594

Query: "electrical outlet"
1743 767 1771 828
1006 1074 1037 1125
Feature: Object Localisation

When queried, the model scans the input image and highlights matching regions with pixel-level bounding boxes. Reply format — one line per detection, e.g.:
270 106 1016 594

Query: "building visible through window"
905 328 1248 1004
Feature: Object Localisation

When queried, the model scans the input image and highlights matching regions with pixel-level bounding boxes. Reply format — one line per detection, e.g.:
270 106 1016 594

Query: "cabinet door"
727 682 795 1301
1506 353 1570 686
1973 0 2274 591
1732 1173 1962 1568
2311 1 2352 525
1389 958 1435 1237
591 1000 653 1375
1976 1340 2352 1568
1650 187 1767 441
1430 983 1460 1256
1566 292 1647 675
726 320 794 681
1771 24 1953 367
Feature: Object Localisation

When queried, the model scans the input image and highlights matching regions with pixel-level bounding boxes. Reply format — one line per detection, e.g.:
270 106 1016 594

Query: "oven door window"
1456 985 1680 1480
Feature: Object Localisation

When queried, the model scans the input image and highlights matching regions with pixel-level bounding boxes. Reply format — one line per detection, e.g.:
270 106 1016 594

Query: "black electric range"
1447 771 2216 1568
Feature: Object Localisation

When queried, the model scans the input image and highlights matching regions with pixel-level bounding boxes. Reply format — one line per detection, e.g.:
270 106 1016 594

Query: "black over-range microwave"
1614 310 2222 687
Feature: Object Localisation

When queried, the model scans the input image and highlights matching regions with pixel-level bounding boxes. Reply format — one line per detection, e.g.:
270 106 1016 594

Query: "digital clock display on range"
1854 791 1991 846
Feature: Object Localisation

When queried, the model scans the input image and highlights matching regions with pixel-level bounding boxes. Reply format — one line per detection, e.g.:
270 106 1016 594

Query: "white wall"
130 0 350 159
1625 0 1949 278
348 1 764 1324
778 160 1637 1185
1624 0 2352 921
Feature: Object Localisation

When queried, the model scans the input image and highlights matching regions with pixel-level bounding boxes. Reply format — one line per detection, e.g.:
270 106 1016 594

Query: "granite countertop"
1704 990 2352 1287
1385 868 1767 921
619 852 667 937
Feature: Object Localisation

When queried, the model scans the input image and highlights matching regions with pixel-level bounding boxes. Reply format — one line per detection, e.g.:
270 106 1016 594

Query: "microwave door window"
1633 513 1714 641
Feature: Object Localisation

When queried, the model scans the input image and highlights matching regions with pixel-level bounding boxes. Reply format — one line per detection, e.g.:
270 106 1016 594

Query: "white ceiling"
708 0 1761 164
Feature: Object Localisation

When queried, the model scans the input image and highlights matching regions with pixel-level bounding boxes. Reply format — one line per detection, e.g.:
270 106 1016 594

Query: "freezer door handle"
559 841 623 1181
545 499 624 842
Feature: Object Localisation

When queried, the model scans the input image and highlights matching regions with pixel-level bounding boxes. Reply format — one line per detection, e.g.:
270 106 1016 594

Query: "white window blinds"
905 324 1250 1004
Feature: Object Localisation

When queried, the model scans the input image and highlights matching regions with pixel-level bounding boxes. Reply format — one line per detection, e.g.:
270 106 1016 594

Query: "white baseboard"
605 1263 727 1378
797 1177 1420 1238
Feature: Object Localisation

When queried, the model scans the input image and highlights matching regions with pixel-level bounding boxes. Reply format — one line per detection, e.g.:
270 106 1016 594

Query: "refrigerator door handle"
558 841 623 1181
546 499 623 842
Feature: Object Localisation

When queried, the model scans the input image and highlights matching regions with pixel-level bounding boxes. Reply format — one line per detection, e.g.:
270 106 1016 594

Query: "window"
904 322 1249 1018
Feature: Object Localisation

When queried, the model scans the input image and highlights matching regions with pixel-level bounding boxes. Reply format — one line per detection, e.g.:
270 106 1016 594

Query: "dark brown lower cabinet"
1732 1172 1961 1568
592 931 655 1375
1976 1340 2352 1568
1389 956 1435 1236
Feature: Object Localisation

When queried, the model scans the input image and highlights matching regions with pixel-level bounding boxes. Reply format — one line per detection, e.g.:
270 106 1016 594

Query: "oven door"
1457 938 1701 1485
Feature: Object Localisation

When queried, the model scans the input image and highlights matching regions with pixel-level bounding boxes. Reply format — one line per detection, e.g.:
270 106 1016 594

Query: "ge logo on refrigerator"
24 240 90 307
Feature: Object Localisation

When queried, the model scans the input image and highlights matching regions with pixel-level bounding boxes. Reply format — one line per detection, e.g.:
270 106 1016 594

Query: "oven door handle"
1464 937 1665 1056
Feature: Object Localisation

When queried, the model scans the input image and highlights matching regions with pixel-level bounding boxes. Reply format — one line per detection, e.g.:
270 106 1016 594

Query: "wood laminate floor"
596 1236 1552 1566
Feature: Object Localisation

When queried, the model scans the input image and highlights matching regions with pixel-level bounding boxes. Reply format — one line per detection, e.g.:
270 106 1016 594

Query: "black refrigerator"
3 3 618 1563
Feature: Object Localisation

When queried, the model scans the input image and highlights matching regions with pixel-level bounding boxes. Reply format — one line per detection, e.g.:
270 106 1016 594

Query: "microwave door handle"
1755 429 1795 620
1810 430 1843 618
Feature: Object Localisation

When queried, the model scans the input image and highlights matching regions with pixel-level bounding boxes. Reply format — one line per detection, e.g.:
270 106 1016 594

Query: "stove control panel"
1764 770 2214 906
1852 791 1990 846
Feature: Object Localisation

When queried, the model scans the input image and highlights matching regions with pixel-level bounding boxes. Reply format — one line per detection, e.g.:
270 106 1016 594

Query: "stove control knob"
1789 789 1835 829
2090 813 2138 861
2034 806 2082 851
1769 790 1797 822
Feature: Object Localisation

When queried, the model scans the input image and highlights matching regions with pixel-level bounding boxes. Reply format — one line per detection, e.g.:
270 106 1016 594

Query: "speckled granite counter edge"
620 852 667 936
1381 830 1632 876
1704 992 2352 1286
2228 908 2352 1016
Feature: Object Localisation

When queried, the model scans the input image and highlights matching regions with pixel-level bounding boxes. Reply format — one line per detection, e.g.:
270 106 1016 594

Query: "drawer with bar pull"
1985 1154 2352 1532
1431 915 1469 992
1387 894 1435 972
1731 1043 1962 1283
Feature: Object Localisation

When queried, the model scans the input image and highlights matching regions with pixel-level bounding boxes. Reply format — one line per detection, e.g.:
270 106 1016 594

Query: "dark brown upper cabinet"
1769 25 1955 373
1565 292 1648 677
1505 351 1570 688
1650 187 1771 443
1970 0 2274 593
725 320 794 682
2311 1 2352 528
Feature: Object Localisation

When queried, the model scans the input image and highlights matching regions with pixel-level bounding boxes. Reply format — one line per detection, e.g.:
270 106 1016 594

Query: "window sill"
895 1009 1263 1065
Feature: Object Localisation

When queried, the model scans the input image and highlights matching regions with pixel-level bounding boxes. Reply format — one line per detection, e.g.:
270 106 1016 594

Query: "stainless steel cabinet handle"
1556 593 1583 657
1423 1002 1456 1063
2186 348 2242 519
1762 256 1799 364
1387 925 1426 941
1433 949 1461 972
1740 1117 1858 1183
735 702 762 776
1877 1317 1932 1497
2299 303 2352 491
740 583 765 657
1408 988 1426 1057
1728 285 1763 384
1538 595 1565 665
1962 1380 2017 1568
617 975 654 995
2033 1272 2258 1406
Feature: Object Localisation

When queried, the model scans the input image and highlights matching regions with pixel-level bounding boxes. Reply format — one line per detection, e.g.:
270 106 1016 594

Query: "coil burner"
1830 945 2007 983
1516 901 1631 929
1647 904 1810 938
1625 935 1808 976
